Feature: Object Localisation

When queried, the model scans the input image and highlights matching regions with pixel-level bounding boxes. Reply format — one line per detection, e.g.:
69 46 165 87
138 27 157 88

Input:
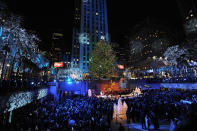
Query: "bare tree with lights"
0 2 48 79
163 45 189 77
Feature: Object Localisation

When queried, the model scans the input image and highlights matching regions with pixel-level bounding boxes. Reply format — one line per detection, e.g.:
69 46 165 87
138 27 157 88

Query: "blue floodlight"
30 82 34 85
66 77 72 84
147 69 153 73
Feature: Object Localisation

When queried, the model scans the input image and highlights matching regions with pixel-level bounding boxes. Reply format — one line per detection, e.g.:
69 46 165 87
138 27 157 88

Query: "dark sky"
4 0 183 51
107 0 183 44
4 0 74 52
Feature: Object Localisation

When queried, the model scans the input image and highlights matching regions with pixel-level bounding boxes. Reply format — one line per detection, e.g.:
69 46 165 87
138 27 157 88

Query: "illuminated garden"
0 0 197 131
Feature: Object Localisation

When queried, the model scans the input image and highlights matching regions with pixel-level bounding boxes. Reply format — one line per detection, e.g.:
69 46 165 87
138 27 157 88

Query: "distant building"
63 51 71 68
111 42 131 68
51 32 64 62
71 28 80 68
176 0 197 22
129 27 171 64
50 31 71 68
71 0 109 73
71 1 81 68
176 0 197 37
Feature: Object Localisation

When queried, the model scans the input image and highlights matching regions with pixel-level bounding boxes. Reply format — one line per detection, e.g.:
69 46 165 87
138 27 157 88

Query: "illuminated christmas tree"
89 40 116 79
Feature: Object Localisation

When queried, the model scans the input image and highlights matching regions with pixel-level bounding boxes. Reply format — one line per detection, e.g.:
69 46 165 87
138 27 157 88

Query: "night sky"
4 0 183 51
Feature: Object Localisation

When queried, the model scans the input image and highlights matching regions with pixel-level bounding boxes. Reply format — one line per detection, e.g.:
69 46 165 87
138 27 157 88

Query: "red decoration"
54 62 64 68
118 65 124 69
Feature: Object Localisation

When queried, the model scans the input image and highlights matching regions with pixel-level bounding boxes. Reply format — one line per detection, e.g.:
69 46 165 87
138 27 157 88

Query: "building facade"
71 0 109 73
176 0 197 37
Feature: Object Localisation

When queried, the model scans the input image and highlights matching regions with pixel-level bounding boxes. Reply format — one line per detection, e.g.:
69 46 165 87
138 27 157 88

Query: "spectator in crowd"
124 89 197 130
1 95 115 131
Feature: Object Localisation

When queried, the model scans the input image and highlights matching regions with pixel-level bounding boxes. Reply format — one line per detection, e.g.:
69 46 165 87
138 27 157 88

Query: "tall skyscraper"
71 0 109 74
71 1 81 68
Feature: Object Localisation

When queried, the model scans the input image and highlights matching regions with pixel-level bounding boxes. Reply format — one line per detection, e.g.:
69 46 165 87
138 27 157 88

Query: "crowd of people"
124 89 197 130
129 77 197 84
1 82 197 131
1 95 116 131
0 77 48 94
